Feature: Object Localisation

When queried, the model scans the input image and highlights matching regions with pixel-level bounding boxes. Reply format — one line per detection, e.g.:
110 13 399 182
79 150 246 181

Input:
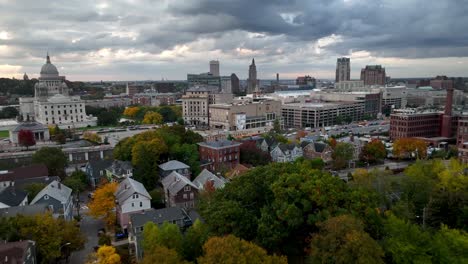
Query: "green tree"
132 138 167 189
383 214 432 264
273 118 281 133
142 245 189 264
97 110 120 126
142 222 183 254
142 222 160 253
431 225 468 263
142 111 163 124
169 143 201 176
182 219 209 261
332 142 355 169
32 147 68 177
309 215 384 264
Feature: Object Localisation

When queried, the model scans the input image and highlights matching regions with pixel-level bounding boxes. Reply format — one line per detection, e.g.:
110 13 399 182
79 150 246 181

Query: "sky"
0 0 467 81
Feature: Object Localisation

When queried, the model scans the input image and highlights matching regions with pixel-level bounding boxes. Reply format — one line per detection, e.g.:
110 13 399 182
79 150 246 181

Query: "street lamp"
59 242 71 252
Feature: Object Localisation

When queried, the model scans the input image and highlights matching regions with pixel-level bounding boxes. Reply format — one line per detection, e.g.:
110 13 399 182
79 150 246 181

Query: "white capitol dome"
40 54 59 78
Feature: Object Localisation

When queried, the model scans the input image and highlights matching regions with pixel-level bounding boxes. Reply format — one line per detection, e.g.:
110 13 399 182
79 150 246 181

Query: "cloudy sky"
0 0 466 81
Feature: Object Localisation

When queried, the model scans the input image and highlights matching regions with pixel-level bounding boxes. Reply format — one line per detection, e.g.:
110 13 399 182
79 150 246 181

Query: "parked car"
115 232 128 240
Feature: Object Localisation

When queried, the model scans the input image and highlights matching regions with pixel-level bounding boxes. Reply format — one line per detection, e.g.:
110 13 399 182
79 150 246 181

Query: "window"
184 186 191 191
44 195 49 200
132 203 134 207
183 193 187 199
140 202 142 207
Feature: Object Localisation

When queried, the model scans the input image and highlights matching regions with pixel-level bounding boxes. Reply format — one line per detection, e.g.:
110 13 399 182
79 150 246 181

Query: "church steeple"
252 58 255 65
46 52 51 64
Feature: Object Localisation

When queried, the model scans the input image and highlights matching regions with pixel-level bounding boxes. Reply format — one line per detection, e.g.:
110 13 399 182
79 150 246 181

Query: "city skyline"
0 0 467 81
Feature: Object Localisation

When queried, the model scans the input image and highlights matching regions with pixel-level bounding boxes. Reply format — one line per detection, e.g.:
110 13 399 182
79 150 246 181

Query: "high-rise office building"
247 58 258 94
209 60 220 77
335 57 350 83
360 65 386 86
230 73 240 95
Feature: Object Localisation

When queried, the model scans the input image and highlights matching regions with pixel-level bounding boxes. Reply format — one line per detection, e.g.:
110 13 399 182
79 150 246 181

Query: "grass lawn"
0 130 9 138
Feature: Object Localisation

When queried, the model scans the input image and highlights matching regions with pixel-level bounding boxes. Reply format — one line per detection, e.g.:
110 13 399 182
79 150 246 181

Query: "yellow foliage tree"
197 235 287 264
97 245 120 264
88 182 118 229
142 111 163 125
123 106 140 118
142 245 189 264
393 138 427 159
83 131 102 143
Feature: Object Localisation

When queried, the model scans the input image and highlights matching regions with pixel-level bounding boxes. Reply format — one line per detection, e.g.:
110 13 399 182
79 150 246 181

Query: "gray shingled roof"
193 169 226 189
162 171 198 195
11 122 47 132
0 204 48 217
87 159 114 180
314 142 328 153
107 160 133 176
0 186 28 207
278 143 299 152
30 180 72 205
129 207 191 228
159 160 190 171
115 178 151 205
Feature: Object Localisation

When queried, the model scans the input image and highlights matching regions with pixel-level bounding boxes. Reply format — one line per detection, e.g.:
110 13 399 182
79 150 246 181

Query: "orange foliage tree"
197 235 287 264
88 182 118 229
296 130 308 140
393 138 427 159
123 106 140 118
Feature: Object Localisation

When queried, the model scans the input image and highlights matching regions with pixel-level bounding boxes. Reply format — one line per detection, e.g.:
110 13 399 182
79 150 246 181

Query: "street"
69 194 104 264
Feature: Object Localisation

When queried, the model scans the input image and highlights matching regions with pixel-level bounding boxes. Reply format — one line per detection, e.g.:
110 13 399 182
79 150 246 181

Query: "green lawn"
0 130 9 138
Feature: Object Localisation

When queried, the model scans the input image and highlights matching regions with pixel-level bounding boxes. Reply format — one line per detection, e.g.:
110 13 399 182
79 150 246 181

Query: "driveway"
69 196 104 264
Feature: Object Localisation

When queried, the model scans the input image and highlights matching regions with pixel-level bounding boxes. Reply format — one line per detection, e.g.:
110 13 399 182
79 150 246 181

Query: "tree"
88 182 118 229
273 118 281 133
393 138 427 159
296 130 308 140
142 111 163 124
93 245 121 264
309 215 384 264
142 245 189 264
240 141 271 166
383 214 432 264
8 213 86 264
123 106 140 118
18 129 36 149
328 137 337 149
431 225 468 263
148 188 165 208
24 182 46 201
360 139 386 164
182 219 209 261
197 235 287 264
32 147 67 177
332 142 355 169
63 171 87 217
132 137 168 189
142 221 183 254
0 106 18 118
83 131 102 144
97 110 119 126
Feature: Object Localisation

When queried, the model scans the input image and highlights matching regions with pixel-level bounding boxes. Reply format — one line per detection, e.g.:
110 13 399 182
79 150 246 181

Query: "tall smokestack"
276 73 279 83
441 81 454 137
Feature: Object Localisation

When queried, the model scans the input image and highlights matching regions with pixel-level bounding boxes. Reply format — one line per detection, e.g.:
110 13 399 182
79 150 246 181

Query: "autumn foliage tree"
197 235 287 264
18 129 36 149
309 215 384 264
123 106 140 118
87 245 121 264
360 139 387 164
393 138 427 159
142 111 163 124
83 131 102 144
88 182 118 229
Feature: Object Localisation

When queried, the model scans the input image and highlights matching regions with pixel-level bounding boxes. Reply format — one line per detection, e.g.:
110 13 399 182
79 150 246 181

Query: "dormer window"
184 186 191 192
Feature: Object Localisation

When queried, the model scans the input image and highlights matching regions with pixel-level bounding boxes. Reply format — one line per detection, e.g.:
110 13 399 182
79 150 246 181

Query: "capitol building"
19 54 97 129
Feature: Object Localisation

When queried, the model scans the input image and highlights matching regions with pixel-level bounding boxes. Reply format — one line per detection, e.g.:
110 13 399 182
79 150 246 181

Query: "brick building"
430 76 453 90
457 115 468 163
390 112 441 139
198 140 241 172
360 65 386 86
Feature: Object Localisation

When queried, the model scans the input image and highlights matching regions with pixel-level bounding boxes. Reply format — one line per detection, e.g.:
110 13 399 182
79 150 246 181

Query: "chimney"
441 85 454 137
58 182 61 189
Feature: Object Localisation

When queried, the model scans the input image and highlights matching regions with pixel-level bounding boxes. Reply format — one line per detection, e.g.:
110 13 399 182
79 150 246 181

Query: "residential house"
192 169 227 190
30 180 74 221
226 163 250 179
0 187 28 209
85 160 113 188
270 143 303 163
161 171 199 209
198 140 242 172
0 240 37 264
0 164 49 192
115 178 151 232
129 207 194 261
106 160 133 182
0 204 50 218
258 137 277 152
158 160 191 179
301 141 333 163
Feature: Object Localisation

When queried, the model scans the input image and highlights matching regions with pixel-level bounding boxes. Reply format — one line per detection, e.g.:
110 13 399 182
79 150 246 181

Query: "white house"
115 178 151 232
270 143 303 163
192 169 227 190
30 180 74 221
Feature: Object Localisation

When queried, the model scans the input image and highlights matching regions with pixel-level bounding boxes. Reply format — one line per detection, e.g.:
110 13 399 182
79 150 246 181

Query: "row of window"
45 104 82 109
45 109 83 115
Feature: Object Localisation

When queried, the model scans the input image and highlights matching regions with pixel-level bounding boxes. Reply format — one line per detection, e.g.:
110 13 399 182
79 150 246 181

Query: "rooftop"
129 207 191 228
159 160 190 171
197 140 242 149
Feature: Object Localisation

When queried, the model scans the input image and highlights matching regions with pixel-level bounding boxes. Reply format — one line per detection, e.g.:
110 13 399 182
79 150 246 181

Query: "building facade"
198 140 241 172
335 57 350 83
360 65 386 86
390 112 441 139
209 99 281 131
187 73 221 88
247 58 258 94
19 54 96 129
334 80 364 90
209 60 220 77
231 73 241 95
115 178 151 232
430 76 453 90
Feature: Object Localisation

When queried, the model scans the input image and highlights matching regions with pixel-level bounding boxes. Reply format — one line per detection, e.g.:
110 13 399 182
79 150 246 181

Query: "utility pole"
422 206 427 229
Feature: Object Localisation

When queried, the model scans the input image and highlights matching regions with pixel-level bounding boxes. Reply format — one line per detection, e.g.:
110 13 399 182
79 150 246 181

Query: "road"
69 194 104 264
336 160 412 180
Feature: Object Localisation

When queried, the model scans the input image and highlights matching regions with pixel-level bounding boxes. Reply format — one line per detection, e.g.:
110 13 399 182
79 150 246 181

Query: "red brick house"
161 171 199 209
197 140 242 172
